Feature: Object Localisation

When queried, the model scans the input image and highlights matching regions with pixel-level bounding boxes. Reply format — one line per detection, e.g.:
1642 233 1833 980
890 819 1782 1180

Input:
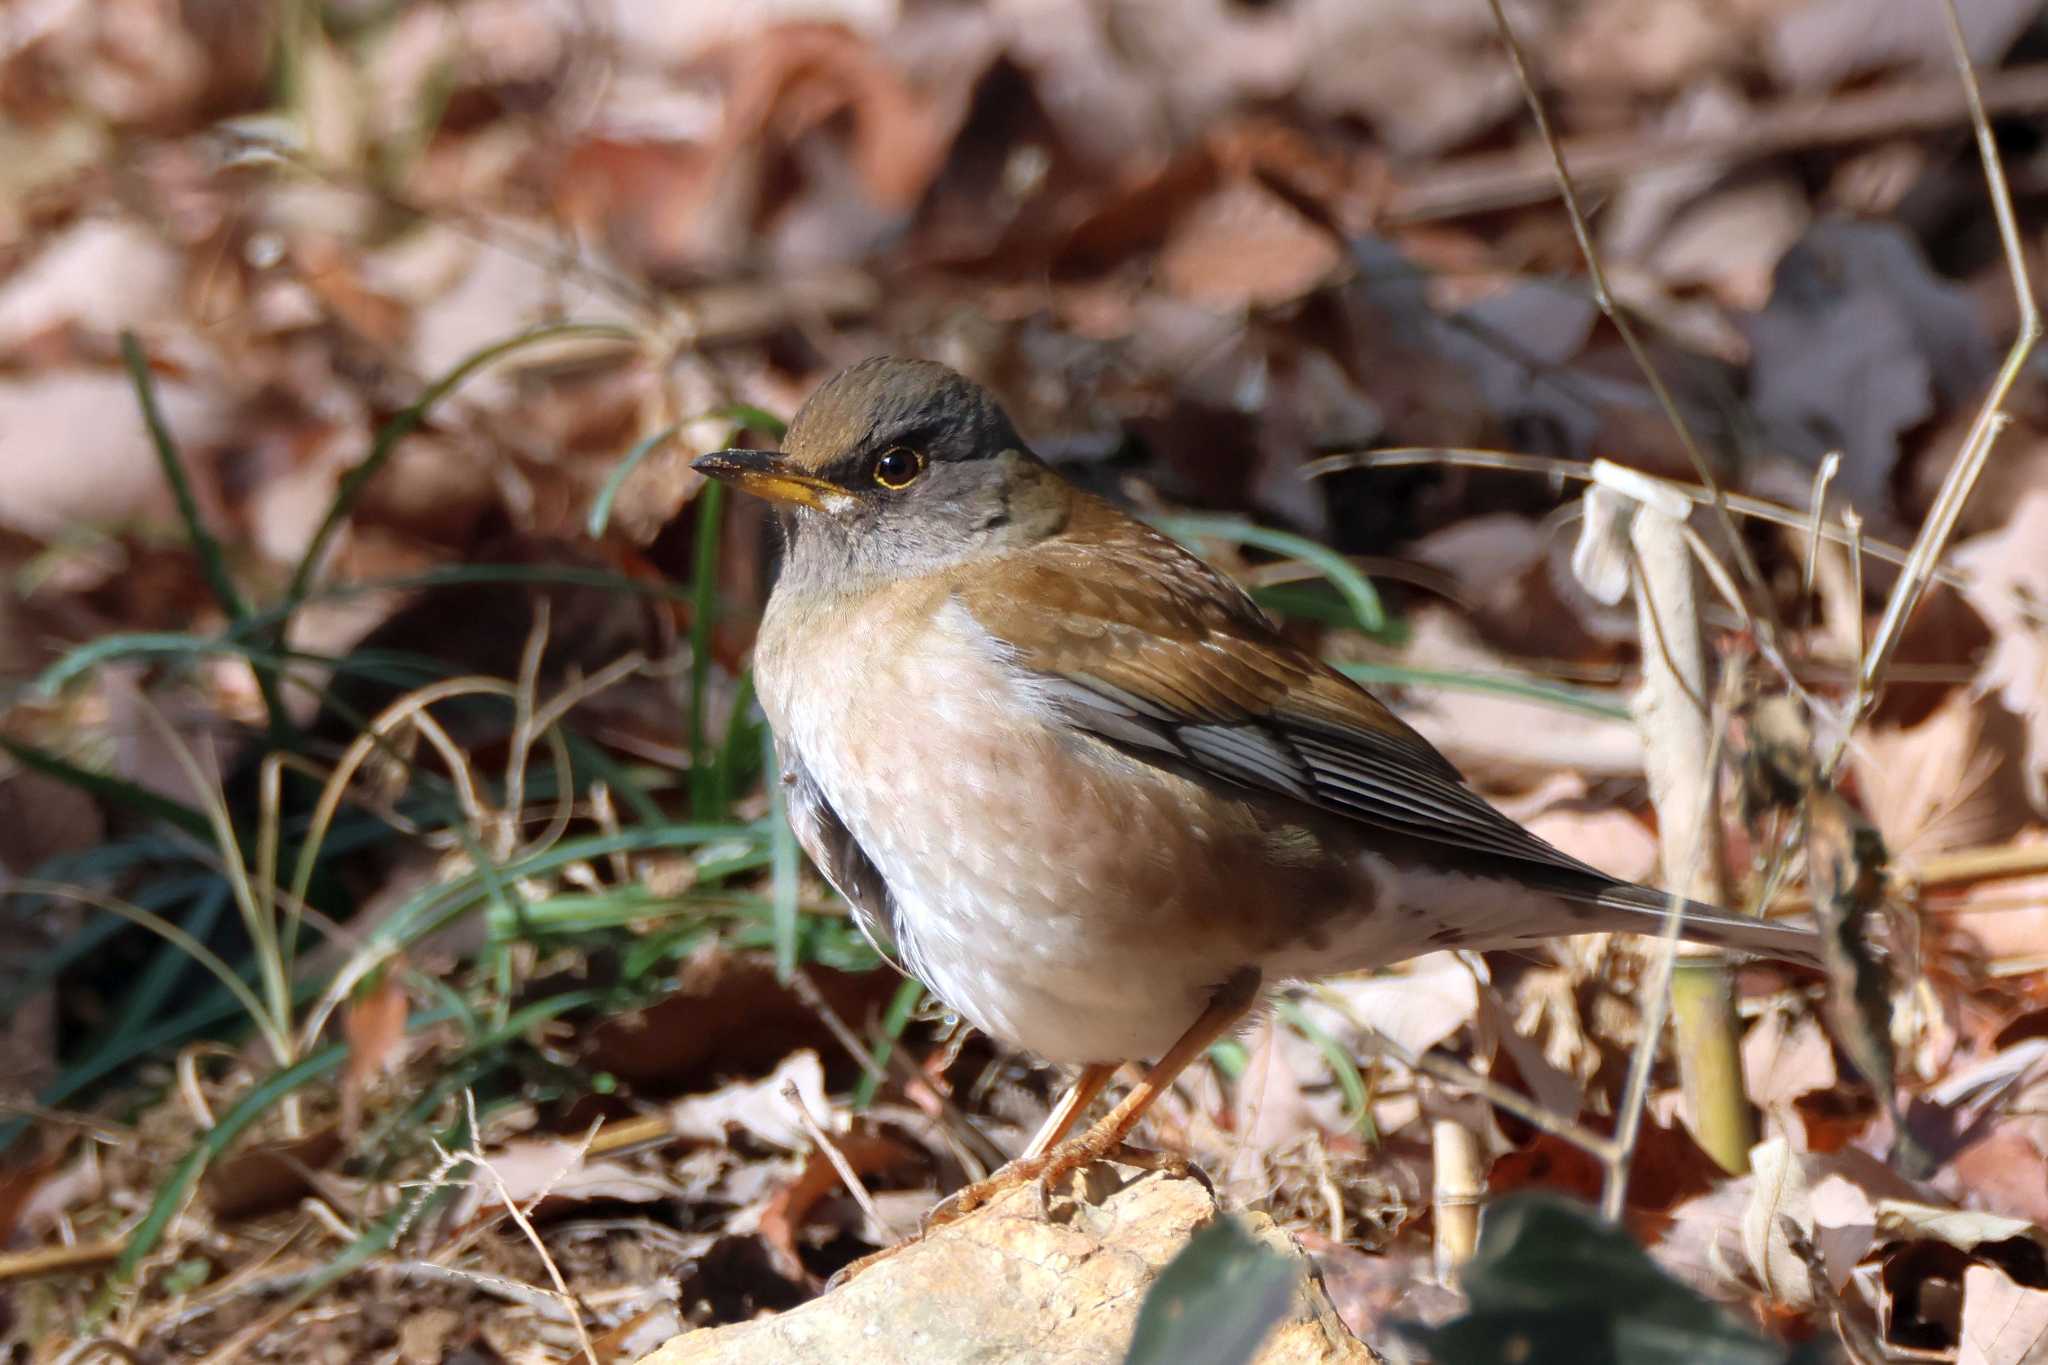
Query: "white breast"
757 594 1246 1064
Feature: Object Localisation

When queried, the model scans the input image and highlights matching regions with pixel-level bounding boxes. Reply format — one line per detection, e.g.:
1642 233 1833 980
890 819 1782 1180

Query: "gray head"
692 357 1068 592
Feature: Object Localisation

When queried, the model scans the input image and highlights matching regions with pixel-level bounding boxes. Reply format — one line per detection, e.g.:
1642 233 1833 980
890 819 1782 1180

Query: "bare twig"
1483 0 1784 663
450 1092 601 1365
1388 62 2048 222
782 1080 902 1243
1304 446 1969 594
1857 2 2042 707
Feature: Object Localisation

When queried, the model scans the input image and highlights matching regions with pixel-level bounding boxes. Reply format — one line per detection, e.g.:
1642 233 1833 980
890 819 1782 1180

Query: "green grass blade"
120 332 248 622
283 321 633 612
587 422 682 537
1273 998 1375 1143
1156 514 1386 635
0 737 211 839
1332 662 1630 720
98 1039 347 1308
853 976 923 1110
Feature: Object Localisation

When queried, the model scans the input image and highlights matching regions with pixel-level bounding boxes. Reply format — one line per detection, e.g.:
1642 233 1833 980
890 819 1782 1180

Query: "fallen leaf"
0 217 182 348
0 370 228 538
203 1127 345 1221
756 1130 919 1280
340 964 410 1136
1303 952 1477 1062
1742 1010 1839 1113
1157 176 1341 311
1743 220 1994 516
669 1050 832 1153
1956 492 2048 815
1959 1262 2048 1365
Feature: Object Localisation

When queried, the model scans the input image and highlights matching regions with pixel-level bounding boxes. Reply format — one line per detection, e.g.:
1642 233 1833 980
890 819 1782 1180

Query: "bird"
693 356 1820 1231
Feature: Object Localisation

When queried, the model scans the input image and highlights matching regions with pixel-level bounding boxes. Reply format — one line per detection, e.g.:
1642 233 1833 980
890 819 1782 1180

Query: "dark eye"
871 446 925 489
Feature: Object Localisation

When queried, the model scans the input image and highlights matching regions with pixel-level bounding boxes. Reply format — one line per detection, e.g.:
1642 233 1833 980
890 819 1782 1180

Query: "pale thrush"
694 357 1817 1224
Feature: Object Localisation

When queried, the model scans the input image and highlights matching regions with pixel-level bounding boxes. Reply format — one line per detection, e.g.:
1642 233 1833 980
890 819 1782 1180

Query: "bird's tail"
1587 879 1823 967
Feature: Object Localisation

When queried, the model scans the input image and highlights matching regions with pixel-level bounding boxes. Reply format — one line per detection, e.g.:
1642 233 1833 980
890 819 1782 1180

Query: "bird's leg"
827 972 1260 1289
1024 1062 1117 1158
937 966 1262 1222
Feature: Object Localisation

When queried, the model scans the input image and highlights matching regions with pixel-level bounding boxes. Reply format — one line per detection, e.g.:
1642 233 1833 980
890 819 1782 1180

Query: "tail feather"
1588 879 1823 967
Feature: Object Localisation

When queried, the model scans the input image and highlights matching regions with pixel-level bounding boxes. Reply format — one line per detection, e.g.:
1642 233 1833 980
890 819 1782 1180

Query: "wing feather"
777 741 907 967
956 501 1611 881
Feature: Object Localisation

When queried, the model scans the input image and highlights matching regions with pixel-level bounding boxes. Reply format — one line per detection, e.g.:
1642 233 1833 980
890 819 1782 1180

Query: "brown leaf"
341 964 409 1136
756 1130 919 1283
203 1127 345 1221
1743 1010 1839 1112
1157 177 1341 311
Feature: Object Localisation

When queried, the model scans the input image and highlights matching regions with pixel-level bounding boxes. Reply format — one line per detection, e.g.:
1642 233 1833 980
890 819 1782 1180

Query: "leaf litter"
2 0 2048 1360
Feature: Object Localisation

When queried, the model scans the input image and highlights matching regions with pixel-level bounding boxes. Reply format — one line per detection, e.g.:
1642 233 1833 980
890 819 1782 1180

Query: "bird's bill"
691 449 842 511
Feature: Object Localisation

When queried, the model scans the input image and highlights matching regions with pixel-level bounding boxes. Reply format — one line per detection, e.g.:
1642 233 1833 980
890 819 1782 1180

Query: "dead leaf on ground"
1955 491 2048 816
669 1050 833 1154
202 1126 346 1221
1959 1262 2048 1365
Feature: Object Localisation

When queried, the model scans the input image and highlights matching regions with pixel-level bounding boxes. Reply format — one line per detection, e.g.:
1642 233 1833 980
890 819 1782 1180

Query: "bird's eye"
871 446 925 489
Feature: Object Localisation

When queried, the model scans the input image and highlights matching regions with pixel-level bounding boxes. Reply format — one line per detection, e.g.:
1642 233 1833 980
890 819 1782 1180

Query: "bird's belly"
816 722 1256 1062
770 614 1331 1064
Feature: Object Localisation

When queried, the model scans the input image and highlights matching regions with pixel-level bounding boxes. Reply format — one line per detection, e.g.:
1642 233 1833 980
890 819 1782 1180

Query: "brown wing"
954 497 1598 876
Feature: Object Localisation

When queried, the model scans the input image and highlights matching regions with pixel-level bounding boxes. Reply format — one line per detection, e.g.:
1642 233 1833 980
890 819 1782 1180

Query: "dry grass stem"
782 1079 901 1243
1859 0 2041 704
1430 1115 1484 1281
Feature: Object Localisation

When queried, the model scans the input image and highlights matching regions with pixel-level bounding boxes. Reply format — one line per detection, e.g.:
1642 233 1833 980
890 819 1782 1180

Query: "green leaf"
1123 1216 1298 1365
1401 1193 1798 1365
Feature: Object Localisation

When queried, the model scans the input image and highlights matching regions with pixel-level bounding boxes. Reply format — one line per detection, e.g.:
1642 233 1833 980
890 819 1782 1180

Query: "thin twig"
1483 0 1784 661
1388 62 2048 222
453 1092 601 1365
1857 0 2042 705
781 1080 901 1243
1304 446 1969 592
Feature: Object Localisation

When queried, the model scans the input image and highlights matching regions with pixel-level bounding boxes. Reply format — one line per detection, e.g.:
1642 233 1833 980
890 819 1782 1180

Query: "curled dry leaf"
668 1050 833 1153
460 1138 677 1224
1654 1141 1918 1307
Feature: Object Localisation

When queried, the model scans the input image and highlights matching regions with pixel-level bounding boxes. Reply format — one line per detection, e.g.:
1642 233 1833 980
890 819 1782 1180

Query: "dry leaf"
341 965 410 1136
1303 952 1478 1061
1959 1262 2048 1365
668 1050 832 1153
460 1138 676 1224
1742 1010 1838 1112
0 218 182 347
1944 839 2048 963
1157 177 1341 310
0 371 227 538
1956 491 2048 815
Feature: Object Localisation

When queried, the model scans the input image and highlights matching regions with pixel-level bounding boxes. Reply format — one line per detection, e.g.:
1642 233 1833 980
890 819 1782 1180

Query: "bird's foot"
825 1141 1188 1289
